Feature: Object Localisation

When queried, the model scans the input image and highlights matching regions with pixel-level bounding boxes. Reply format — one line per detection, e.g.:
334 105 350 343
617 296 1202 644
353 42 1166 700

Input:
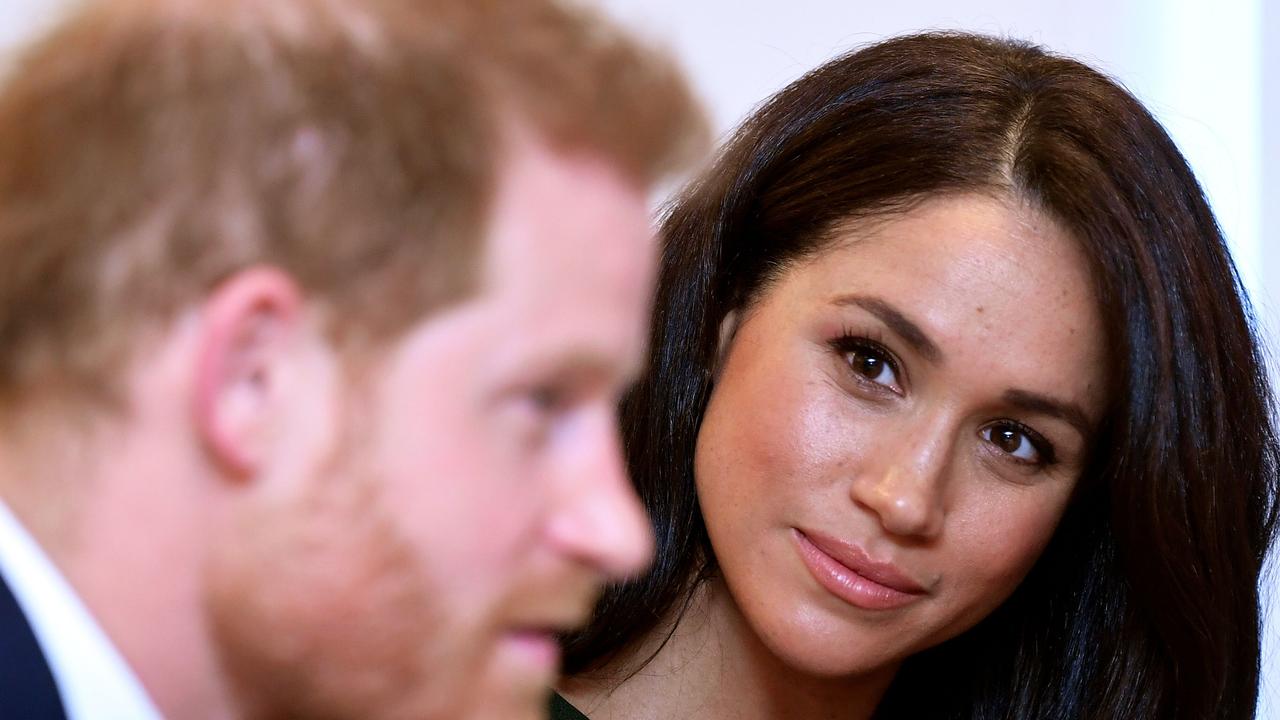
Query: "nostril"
849 465 945 540
885 496 933 536
544 476 654 578
607 494 656 577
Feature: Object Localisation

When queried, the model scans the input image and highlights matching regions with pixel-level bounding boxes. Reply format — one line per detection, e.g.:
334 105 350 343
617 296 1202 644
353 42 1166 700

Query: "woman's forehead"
769 194 1110 413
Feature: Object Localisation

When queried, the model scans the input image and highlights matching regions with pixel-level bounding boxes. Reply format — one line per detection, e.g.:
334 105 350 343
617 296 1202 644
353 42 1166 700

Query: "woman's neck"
560 577 897 720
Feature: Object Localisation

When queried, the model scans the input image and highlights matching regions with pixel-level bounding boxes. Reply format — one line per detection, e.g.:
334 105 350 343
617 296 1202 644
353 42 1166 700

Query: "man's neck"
0 415 238 720
561 578 895 720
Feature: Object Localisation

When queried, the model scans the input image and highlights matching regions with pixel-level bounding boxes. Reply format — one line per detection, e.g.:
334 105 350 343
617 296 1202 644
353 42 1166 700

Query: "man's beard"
200 434 479 720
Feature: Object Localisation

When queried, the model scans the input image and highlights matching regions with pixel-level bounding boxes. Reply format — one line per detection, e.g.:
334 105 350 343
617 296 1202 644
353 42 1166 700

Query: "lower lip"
793 530 923 611
500 630 562 672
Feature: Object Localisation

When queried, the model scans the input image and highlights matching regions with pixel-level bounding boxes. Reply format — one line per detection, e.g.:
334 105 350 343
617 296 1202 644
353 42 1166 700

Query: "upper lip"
503 572 604 630
507 610 594 636
798 528 928 595
506 594 601 636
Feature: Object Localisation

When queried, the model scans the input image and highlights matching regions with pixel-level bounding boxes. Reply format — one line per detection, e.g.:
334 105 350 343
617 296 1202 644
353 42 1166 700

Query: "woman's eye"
845 346 899 389
981 423 1048 464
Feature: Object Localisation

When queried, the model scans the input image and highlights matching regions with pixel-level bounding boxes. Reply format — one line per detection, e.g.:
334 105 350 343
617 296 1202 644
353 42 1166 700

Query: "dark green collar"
549 692 590 720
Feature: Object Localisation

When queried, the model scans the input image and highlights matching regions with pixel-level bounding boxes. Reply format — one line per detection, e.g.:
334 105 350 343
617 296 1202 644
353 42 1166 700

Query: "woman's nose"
848 424 950 540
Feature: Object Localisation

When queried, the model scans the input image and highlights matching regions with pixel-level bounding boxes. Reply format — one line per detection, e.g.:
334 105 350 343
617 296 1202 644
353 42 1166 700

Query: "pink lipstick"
793 528 927 610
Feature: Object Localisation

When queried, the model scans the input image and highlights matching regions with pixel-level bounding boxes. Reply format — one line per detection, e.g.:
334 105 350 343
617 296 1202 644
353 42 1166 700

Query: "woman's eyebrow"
832 294 1092 436
832 294 944 364
1003 389 1092 439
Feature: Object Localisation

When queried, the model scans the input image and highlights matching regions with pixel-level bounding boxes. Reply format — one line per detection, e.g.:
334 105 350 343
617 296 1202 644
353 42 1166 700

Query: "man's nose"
545 415 654 579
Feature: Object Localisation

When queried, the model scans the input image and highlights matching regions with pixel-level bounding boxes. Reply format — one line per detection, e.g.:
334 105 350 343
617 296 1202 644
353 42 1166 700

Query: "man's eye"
844 345 899 389
980 422 1053 465
529 385 565 413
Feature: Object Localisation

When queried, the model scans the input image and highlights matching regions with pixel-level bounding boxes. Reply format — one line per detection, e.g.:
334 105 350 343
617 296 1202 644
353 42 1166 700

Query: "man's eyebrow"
1003 389 1093 439
832 294 944 364
528 348 631 387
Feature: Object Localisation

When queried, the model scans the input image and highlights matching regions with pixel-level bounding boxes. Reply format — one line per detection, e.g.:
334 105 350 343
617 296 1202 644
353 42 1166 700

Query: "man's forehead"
485 303 643 375
482 136 652 262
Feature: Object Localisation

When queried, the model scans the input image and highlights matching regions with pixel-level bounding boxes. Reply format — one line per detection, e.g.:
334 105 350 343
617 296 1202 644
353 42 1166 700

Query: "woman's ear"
191 267 304 481
712 309 740 382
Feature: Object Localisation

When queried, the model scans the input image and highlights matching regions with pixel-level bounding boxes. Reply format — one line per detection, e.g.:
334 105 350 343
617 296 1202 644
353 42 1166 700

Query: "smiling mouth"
792 528 927 611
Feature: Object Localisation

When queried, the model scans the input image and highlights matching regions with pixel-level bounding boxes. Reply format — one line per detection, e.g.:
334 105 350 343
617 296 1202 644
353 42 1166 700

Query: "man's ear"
192 267 305 480
712 309 740 383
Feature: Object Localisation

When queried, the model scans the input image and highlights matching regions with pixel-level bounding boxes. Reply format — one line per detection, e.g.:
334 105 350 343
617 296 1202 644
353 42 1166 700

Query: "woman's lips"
793 528 928 611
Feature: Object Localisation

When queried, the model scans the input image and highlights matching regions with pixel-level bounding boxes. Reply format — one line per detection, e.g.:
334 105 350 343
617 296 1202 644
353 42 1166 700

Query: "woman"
552 32 1280 720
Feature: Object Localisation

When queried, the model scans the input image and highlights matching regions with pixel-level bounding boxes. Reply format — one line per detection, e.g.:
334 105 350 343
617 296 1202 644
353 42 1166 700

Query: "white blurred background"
1 0 1276 714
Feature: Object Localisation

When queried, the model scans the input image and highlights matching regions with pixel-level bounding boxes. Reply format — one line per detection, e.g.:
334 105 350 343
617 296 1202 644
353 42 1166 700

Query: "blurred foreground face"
208 136 656 720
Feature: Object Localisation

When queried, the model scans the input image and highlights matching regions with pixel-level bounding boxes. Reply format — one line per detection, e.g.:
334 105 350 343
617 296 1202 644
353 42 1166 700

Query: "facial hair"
202 415 480 720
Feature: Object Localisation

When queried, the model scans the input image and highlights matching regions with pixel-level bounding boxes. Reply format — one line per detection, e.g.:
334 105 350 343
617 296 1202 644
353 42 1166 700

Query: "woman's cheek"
946 488 1071 609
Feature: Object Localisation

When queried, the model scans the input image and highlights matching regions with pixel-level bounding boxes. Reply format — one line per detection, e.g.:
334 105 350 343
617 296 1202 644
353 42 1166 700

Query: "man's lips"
499 628 562 671
793 528 928 610
499 590 598 668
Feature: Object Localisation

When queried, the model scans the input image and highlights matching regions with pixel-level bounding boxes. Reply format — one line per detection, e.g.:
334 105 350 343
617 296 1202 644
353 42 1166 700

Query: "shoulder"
0 572 68 719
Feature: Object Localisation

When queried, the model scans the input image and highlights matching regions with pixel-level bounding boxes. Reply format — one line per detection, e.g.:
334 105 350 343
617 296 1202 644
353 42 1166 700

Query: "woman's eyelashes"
830 332 903 394
829 331 1060 470
980 420 1057 467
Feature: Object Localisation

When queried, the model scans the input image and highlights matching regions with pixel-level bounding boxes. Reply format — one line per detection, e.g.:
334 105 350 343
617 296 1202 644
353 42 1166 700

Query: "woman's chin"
740 605 913 681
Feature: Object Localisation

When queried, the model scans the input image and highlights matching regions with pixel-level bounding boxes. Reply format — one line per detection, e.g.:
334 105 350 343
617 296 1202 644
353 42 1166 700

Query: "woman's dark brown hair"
563 32 1280 719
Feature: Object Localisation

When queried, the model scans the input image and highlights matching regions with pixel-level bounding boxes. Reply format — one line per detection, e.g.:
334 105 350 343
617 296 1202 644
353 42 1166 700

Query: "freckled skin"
692 194 1109 697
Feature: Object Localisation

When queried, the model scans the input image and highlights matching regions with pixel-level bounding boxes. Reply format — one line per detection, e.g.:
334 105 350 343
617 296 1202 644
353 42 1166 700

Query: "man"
0 0 706 718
